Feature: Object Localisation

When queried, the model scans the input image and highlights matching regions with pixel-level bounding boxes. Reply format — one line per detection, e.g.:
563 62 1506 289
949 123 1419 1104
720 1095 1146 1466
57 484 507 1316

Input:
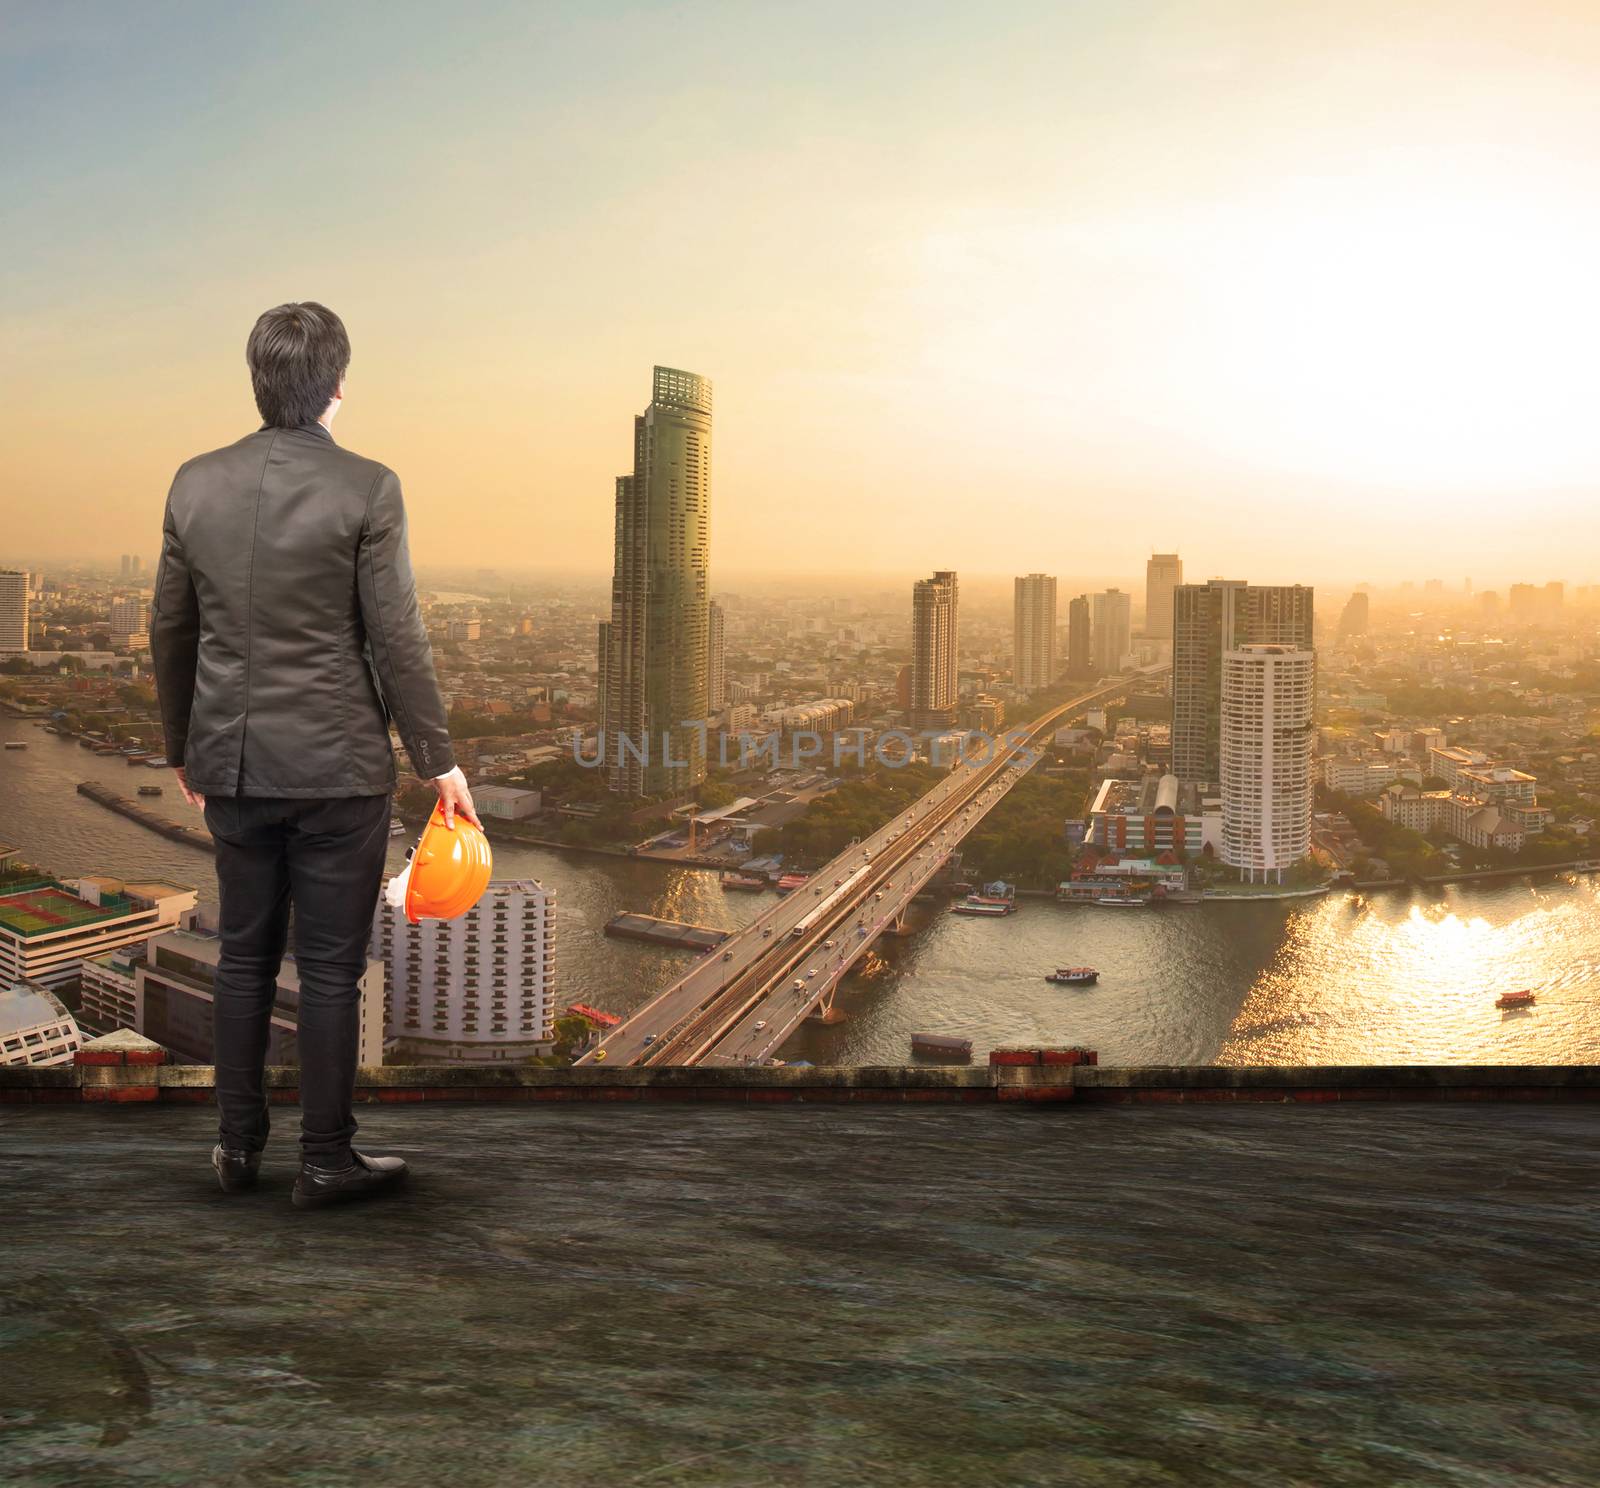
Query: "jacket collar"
260 421 335 444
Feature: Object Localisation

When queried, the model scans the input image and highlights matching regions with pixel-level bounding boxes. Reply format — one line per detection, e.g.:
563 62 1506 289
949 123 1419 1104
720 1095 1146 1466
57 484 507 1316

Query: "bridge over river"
578 669 1167 1067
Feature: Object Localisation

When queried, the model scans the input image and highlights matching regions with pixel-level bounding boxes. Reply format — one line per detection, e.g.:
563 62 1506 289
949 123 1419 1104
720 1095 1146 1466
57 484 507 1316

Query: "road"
577 671 1165 1067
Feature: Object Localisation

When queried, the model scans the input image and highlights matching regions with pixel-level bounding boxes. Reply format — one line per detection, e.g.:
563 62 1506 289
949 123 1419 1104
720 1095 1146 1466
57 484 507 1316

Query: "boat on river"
719 870 767 891
911 1032 972 1059
1045 967 1099 985
951 898 1013 916
1496 989 1536 1010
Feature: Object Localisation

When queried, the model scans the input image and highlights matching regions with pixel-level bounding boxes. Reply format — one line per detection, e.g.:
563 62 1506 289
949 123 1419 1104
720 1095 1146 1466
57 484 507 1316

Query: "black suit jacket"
149 422 455 797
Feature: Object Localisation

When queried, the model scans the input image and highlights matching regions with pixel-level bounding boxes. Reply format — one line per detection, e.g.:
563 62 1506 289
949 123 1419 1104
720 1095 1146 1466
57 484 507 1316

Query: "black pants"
204 793 391 1165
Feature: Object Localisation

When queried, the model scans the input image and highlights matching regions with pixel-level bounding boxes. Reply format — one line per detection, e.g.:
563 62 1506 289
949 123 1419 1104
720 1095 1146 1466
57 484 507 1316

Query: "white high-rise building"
110 596 150 653
0 570 29 654
1012 574 1058 691
1144 553 1182 639
372 879 556 1062
1220 644 1316 884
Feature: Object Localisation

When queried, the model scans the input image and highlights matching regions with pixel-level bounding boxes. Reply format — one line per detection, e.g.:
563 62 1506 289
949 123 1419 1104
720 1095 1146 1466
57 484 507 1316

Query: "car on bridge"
754 1020 767 1031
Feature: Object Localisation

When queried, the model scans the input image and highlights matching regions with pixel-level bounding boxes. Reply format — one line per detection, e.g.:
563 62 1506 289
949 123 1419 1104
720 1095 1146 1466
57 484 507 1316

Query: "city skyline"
6 3 1600 581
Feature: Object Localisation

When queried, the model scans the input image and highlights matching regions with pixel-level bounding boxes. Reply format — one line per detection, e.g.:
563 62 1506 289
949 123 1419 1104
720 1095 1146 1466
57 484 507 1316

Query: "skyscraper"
1091 589 1131 676
1337 591 1370 638
1012 573 1057 691
1171 579 1314 784
1067 594 1091 675
1143 553 1182 639
598 366 713 797
910 570 959 729
1220 644 1316 884
707 599 726 713
0 571 29 654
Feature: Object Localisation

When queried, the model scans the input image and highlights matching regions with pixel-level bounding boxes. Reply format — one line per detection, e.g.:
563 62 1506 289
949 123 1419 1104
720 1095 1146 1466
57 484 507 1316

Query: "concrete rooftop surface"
2 1103 1597 1488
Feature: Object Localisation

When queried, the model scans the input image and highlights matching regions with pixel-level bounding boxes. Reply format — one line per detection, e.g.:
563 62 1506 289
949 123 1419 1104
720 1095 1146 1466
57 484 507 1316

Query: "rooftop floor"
2 1103 1597 1486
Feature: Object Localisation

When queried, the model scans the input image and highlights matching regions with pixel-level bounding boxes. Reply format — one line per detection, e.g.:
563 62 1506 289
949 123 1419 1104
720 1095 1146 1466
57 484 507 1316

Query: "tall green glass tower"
599 366 713 798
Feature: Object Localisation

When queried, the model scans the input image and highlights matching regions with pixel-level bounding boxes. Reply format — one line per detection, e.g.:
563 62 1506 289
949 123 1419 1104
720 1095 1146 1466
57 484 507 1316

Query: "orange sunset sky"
4 0 1600 585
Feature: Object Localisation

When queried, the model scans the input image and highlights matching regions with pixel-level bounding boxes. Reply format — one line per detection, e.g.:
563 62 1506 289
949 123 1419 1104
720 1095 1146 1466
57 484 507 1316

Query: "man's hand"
175 766 205 809
429 765 481 830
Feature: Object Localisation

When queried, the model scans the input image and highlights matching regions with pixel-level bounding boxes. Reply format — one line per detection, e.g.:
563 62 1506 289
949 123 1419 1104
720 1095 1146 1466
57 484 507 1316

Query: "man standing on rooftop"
150 302 478 1210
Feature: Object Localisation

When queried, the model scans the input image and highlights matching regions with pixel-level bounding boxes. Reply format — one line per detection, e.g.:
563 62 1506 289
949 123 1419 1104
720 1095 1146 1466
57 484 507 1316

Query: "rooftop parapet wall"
2 1033 1598 1106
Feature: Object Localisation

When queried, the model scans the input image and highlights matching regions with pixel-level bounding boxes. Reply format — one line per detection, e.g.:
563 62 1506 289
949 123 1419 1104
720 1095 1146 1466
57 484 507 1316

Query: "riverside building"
1220 644 1316 884
372 878 556 1062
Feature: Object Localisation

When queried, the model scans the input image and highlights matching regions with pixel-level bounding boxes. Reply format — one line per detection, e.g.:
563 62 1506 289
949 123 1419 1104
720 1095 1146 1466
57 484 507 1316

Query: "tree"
550 1015 593 1061
697 779 737 810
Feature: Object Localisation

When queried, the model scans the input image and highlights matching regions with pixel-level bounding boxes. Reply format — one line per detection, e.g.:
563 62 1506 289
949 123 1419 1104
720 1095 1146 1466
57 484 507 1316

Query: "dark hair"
245 302 351 427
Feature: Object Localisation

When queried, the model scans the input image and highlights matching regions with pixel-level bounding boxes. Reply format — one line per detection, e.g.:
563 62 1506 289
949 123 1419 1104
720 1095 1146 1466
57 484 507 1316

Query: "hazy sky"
4 0 1599 586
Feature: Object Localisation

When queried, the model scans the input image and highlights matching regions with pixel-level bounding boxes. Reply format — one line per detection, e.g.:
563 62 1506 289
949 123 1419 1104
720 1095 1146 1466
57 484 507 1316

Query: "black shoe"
291 1149 409 1210
212 1143 262 1194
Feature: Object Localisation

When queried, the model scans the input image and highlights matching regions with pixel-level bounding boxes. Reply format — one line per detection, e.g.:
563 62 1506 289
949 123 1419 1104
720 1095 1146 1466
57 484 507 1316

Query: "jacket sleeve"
149 489 200 767
357 468 456 779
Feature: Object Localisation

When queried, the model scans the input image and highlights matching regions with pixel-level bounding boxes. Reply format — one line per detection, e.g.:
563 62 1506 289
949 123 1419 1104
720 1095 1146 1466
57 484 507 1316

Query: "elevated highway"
578 668 1167 1067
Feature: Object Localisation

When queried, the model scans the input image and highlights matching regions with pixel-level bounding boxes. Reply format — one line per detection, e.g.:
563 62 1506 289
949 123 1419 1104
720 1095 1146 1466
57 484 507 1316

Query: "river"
3 711 1597 1065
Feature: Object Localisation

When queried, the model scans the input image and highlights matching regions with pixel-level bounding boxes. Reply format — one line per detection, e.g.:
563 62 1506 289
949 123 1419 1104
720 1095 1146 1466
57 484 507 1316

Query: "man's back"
152 420 454 796
149 300 476 1208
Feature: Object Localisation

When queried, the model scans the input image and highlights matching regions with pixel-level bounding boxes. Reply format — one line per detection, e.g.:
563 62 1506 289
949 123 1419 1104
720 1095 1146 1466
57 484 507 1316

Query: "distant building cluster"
1378 745 1553 853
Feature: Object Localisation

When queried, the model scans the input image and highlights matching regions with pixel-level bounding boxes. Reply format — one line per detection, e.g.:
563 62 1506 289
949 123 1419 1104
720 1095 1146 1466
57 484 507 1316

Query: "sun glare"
907 149 1600 501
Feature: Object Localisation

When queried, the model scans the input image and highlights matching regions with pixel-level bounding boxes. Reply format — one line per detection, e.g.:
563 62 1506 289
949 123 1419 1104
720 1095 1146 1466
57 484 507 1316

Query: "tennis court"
0 886 130 938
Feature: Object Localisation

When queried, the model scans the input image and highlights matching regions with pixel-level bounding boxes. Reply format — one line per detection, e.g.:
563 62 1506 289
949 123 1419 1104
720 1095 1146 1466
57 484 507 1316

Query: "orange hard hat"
386 802 493 923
